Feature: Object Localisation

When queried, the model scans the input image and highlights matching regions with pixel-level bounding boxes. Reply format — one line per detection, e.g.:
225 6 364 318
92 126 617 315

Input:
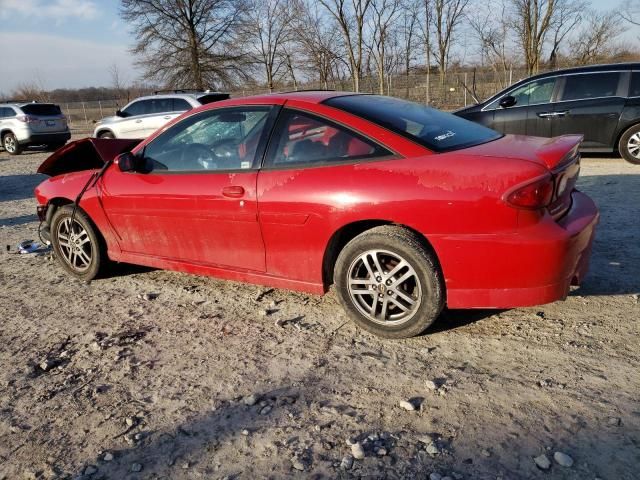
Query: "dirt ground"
0 140 638 480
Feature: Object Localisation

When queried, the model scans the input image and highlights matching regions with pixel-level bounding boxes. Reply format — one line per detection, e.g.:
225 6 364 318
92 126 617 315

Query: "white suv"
93 90 229 139
0 102 70 155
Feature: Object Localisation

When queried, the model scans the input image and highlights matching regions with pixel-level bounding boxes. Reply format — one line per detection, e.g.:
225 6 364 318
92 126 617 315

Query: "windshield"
324 95 501 152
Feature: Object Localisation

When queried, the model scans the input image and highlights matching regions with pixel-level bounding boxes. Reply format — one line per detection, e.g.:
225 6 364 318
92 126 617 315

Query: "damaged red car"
34 92 598 338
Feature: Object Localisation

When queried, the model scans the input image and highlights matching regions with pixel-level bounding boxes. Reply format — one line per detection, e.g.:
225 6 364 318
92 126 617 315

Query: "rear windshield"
324 95 501 152
20 104 62 116
197 93 231 105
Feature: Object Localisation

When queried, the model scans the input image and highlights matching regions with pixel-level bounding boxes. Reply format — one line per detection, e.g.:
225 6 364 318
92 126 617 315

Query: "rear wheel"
334 226 444 338
50 205 106 281
98 131 115 139
2 132 21 155
618 124 640 165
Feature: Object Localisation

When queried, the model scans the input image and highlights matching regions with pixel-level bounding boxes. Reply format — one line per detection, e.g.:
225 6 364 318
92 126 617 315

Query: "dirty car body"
34 92 599 338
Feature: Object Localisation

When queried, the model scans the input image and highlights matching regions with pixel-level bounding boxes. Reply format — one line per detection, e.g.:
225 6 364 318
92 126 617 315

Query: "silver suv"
0 102 70 155
93 90 230 139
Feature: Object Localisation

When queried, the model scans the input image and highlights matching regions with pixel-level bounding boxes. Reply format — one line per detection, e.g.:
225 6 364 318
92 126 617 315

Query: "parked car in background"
93 90 229 139
0 101 70 155
455 63 640 164
35 92 598 338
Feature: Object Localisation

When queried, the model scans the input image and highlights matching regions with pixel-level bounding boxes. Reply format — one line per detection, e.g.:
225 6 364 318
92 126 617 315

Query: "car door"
117 100 149 138
100 105 277 271
256 107 395 282
143 98 190 137
489 76 558 138
551 71 627 149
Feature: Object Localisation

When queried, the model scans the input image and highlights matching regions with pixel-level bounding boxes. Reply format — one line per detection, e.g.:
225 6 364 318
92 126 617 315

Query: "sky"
0 0 137 94
0 0 637 95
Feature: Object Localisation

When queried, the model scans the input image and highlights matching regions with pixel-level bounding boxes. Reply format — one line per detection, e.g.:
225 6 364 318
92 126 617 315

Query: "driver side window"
142 107 271 172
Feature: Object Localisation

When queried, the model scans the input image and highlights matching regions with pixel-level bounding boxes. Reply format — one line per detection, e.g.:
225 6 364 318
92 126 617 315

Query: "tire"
618 124 640 165
50 205 106 281
98 131 115 139
2 132 22 155
334 225 444 339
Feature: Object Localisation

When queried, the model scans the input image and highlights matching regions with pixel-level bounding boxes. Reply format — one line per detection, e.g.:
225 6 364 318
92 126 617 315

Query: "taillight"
504 174 554 210
16 115 38 124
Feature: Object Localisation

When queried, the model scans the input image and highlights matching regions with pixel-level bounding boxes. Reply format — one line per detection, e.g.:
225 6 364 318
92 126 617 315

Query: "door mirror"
117 152 139 172
499 95 517 108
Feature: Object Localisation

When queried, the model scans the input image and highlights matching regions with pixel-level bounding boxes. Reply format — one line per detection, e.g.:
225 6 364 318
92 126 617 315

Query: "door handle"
222 186 245 198
537 111 567 118
135 119 143 123
163 115 171 119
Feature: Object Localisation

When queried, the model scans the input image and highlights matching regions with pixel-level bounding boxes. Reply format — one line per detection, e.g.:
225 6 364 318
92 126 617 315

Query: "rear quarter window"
560 72 621 101
20 104 62 116
630 72 640 97
324 95 501 152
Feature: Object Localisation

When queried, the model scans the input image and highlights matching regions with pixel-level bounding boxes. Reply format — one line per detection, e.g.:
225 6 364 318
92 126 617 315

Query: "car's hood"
459 134 583 170
37 137 142 177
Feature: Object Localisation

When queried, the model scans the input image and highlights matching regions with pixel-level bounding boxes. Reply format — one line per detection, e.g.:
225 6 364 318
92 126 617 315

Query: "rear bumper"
438 190 599 309
19 131 71 145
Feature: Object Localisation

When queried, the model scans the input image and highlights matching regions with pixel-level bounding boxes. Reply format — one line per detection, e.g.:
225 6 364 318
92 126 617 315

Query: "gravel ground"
0 141 638 480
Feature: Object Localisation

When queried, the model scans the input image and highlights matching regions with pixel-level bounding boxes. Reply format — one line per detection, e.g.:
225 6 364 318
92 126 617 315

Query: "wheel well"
321 220 442 287
1 129 14 139
96 129 114 138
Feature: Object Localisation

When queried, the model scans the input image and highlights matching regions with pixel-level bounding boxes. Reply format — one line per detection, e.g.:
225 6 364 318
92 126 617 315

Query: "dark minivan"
455 63 640 164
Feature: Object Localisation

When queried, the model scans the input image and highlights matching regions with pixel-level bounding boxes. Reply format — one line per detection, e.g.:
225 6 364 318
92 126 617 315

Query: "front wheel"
2 132 21 155
334 226 444 339
98 131 115 139
50 205 106 281
618 124 640 165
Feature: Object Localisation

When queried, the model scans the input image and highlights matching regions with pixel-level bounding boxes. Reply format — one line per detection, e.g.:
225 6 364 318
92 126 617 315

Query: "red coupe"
35 92 598 338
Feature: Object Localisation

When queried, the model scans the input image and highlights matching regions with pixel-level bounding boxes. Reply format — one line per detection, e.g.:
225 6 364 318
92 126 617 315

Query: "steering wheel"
181 143 216 170
211 139 241 169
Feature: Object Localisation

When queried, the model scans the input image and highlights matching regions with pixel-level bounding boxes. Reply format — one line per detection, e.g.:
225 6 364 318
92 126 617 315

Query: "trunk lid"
37 137 142 177
20 103 68 133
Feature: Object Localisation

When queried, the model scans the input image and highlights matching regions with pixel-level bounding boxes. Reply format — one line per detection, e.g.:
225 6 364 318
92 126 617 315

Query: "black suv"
455 63 640 164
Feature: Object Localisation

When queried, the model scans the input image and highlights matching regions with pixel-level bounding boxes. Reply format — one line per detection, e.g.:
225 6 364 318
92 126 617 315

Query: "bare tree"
570 10 620 64
120 0 248 90
417 0 434 103
368 0 401 94
469 0 513 88
243 0 293 92
431 0 469 85
547 0 586 68
400 0 422 97
108 63 130 102
619 1 640 26
318 0 373 91
509 0 557 75
291 1 346 89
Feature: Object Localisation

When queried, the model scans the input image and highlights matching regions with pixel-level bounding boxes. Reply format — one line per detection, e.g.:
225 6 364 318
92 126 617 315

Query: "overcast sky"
0 0 136 94
0 0 637 95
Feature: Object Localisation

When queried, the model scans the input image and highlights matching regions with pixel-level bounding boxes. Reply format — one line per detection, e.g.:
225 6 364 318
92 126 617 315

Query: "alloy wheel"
627 132 640 159
4 135 16 153
56 217 93 272
347 249 422 326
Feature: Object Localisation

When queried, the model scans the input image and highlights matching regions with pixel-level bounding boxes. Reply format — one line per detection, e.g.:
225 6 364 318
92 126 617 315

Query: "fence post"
65 103 71 128
98 100 103 118
82 101 88 127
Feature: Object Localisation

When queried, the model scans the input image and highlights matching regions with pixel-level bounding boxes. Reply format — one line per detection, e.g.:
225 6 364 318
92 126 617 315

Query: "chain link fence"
59 68 530 134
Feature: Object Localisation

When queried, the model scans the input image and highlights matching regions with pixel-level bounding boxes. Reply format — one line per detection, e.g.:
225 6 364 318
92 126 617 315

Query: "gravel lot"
0 141 638 480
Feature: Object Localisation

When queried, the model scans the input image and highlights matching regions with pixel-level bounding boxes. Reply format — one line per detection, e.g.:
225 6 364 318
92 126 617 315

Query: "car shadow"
64 374 640 479
0 213 38 227
574 172 640 296
0 174 47 202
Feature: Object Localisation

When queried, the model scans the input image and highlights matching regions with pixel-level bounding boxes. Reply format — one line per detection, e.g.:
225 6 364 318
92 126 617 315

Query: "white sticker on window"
434 130 456 141
241 161 251 169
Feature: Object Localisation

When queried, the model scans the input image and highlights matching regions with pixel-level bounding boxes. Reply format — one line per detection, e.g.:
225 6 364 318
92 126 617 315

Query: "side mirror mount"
499 95 517 108
115 109 126 118
116 152 138 172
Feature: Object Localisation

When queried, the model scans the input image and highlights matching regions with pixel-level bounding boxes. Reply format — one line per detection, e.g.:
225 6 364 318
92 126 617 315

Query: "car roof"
520 62 640 82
